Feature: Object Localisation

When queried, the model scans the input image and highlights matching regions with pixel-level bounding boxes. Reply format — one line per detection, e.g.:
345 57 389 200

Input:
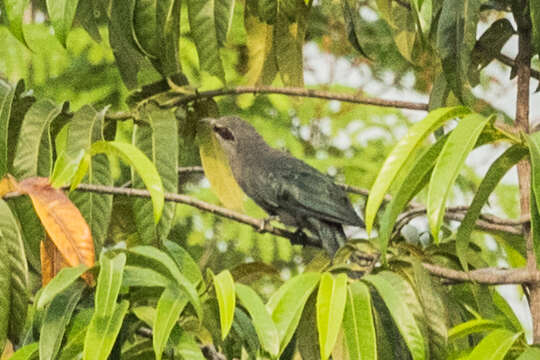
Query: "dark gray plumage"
205 116 364 256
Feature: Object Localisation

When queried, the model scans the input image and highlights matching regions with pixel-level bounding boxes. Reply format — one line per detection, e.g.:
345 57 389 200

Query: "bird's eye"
213 126 235 141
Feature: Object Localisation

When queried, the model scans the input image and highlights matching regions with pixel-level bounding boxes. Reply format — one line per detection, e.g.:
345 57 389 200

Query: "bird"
203 116 364 256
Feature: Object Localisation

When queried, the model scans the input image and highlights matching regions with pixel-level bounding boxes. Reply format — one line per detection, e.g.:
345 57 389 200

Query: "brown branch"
105 86 429 120
422 263 540 285
496 52 540 81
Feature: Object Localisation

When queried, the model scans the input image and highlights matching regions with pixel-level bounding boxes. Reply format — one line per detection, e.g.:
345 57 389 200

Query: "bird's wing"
271 156 363 226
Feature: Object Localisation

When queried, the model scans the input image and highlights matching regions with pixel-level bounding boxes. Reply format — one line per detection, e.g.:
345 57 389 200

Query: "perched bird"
204 116 364 256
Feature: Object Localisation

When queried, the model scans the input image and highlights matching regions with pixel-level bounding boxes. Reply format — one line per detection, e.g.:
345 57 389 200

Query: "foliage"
0 0 539 359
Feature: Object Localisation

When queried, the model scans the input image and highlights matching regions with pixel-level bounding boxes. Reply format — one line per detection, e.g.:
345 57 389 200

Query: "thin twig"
105 86 429 120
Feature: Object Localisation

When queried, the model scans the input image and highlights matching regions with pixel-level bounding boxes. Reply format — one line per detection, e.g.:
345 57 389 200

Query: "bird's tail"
306 218 346 256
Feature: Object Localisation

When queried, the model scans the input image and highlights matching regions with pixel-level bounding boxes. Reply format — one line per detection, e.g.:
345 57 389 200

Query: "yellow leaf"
198 123 245 212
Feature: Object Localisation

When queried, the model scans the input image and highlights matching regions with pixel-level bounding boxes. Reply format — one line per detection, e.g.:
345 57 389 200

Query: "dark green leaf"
456 145 527 268
341 0 369 57
187 0 226 82
122 265 171 288
74 0 101 42
0 235 10 351
156 0 182 75
275 0 306 86
0 80 15 177
163 240 202 286
39 281 84 360
58 308 94 360
37 265 88 310
215 0 235 46
13 100 62 179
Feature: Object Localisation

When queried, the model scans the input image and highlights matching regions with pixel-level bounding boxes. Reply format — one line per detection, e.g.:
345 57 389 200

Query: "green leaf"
95 253 126 317
39 281 84 360
0 235 10 352
37 265 88 310
83 300 130 360
469 19 514 86
74 0 101 42
58 308 94 360
173 330 206 360
153 287 188 360
517 347 540 360
378 134 448 261
132 0 160 57
366 106 470 233
215 0 235 46
316 273 347 360
427 113 490 242
364 273 425 360
156 0 182 75
0 199 28 342
467 329 521 360
13 99 62 179
274 0 306 86
267 272 321 354
448 319 501 343
0 79 15 177
436 0 481 101
213 270 236 339
236 283 280 357
456 145 527 268
343 281 377 360
529 0 540 59
244 0 278 85
341 0 369 57
0 0 30 47
9 342 38 360
198 119 245 212
122 265 171 288
163 240 203 286
46 0 79 47
90 140 164 223
129 246 202 320
132 105 178 244
187 0 226 82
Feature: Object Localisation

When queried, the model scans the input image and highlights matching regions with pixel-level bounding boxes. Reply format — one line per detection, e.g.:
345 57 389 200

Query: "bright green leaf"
90 140 164 223
37 265 87 310
448 318 501 343
213 270 236 339
154 287 188 360
316 273 348 360
0 0 30 47
366 106 470 233
343 281 377 360
9 342 38 360
427 113 490 242
467 329 521 360
163 240 203 286
236 283 280 357
95 253 126 317
0 79 15 177
46 0 79 47
517 347 540 360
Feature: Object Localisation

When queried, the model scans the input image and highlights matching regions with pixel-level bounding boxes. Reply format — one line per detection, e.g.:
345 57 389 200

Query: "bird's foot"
258 215 280 233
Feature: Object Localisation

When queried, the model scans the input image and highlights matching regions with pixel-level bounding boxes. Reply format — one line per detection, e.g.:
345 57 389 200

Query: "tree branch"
105 86 429 120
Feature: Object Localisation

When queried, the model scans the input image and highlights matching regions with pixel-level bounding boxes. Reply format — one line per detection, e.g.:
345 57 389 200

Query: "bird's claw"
258 215 279 233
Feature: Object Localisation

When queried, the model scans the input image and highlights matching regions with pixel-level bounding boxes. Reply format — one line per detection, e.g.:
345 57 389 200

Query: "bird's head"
201 116 264 160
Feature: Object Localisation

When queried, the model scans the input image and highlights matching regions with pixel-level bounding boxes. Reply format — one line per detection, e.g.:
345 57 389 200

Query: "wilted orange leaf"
16 177 95 284
0 174 17 196
40 236 68 286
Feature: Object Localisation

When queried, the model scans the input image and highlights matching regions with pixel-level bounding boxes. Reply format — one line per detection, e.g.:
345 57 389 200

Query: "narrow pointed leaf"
154 287 188 360
517 347 540 360
213 270 236 339
0 199 28 341
95 253 126 317
39 281 84 360
46 0 79 47
9 343 38 360
428 113 490 242
0 80 15 177
37 265 88 309
187 0 225 81
236 283 280 357
365 106 470 233
0 0 30 47
467 329 521 360
13 100 61 179
456 145 527 268
83 300 129 360
132 105 178 244
156 0 182 75
275 1 306 86
163 240 202 286
343 281 376 360
0 237 10 351
122 266 171 288
267 272 321 353
364 273 425 360
316 273 348 360
215 0 235 46
448 319 501 342
129 246 202 319
342 0 370 57
90 140 164 223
